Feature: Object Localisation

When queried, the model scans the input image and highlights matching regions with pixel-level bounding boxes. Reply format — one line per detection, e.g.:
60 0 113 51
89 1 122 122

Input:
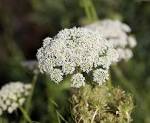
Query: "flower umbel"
85 19 137 61
0 82 32 115
37 27 118 87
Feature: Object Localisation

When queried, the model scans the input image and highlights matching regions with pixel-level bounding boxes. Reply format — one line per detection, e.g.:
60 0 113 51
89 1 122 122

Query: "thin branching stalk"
20 71 38 123
56 110 68 123
56 111 61 123
48 98 68 123
19 107 32 123
26 71 39 114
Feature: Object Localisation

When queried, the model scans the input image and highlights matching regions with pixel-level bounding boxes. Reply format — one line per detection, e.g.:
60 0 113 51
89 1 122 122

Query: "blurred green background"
0 0 150 123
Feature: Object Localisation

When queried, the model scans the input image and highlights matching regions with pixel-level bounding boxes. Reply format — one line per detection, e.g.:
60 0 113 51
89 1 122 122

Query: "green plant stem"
48 98 68 123
56 110 68 123
88 0 98 21
26 72 39 114
56 115 61 123
19 107 32 123
107 70 113 91
80 0 98 22
47 76 71 123
82 0 92 21
20 72 38 123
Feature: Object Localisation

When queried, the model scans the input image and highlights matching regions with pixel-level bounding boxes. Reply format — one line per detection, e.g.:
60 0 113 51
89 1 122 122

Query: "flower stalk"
25 71 39 115
80 0 98 22
19 106 32 123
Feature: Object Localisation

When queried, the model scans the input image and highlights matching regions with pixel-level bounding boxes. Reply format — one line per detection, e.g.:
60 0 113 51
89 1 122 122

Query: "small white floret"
93 69 109 85
71 73 85 88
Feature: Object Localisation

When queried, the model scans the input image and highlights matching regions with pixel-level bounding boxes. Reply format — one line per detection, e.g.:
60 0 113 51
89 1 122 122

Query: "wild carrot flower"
85 19 137 61
0 82 32 115
37 27 118 87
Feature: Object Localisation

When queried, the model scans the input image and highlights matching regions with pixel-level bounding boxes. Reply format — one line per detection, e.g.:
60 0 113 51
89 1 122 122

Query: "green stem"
107 70 113 91
56 112 61 123
26 72 38 114
19 107 32 123
88 0 98 21
80 0 98 22
83 0 92 21
56 110 68 123
46 76 70 123
20 72 38 123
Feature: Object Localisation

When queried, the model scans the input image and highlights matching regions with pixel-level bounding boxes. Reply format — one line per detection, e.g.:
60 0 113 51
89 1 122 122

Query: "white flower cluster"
93 69 109 85
85 19 137 61
71 73 85 88
37 27 118 88
0 82 32 115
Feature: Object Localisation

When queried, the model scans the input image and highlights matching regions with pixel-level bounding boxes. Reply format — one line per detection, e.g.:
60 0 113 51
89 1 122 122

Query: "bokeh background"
0 0 150 123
